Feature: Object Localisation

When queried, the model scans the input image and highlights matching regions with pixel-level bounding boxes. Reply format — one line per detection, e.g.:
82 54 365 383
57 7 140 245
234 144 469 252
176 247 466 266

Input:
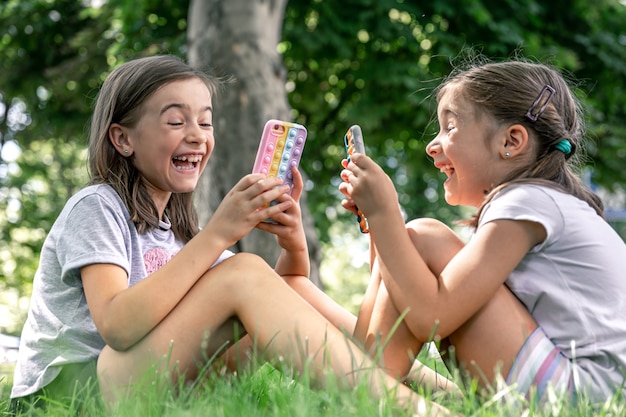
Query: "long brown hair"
436 59 604 228
88 55 220 242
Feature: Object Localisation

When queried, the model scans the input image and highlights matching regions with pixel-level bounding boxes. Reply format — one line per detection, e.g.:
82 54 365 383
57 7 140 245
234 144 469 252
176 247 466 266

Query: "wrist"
283 245 308 256
201 221 235 251
367 204 403 233
276 247 310 277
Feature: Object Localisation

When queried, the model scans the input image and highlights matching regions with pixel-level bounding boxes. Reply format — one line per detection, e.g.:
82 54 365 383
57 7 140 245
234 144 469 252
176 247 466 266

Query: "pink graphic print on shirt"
144 247 176 275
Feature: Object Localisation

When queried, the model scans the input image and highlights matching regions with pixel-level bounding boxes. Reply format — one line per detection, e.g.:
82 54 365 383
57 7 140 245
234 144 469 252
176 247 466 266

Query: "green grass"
1 358 625 417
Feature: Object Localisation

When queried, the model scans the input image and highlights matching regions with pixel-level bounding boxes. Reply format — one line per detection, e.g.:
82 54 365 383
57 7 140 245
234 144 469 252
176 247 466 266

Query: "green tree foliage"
0 0 190 297
1 0 625 298
282 0 626 240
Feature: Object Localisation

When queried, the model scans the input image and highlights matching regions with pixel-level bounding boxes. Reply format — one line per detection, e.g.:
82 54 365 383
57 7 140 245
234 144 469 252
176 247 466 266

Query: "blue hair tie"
554 139 572 155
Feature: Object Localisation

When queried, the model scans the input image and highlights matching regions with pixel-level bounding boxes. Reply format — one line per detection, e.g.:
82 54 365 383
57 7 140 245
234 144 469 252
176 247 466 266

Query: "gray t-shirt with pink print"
11 184 233 398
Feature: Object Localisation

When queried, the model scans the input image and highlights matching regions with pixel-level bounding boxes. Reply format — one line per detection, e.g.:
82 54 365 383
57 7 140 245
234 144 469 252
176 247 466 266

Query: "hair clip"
525 85 555 122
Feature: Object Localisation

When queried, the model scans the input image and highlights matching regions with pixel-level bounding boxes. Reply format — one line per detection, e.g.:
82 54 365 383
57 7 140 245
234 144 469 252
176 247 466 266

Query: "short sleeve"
56 190 132 280
478 185 565 252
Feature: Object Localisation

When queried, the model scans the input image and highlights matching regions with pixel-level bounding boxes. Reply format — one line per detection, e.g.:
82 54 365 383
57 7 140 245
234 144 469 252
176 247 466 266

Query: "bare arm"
341 154 545 340
371 214 543 339
257 167 310 278
256 167 357 332
83 174 294 351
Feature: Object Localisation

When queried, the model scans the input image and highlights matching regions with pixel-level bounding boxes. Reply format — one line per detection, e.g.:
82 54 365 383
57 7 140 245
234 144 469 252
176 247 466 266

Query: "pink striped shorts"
506 326 575 402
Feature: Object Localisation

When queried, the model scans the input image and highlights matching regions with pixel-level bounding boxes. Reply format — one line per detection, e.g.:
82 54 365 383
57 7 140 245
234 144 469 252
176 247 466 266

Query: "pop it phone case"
252 120 307 220
253 119 307 189
344 125 369 233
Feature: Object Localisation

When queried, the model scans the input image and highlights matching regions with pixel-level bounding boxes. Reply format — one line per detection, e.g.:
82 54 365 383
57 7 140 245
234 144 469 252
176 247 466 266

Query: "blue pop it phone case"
344 125 369 233
252 120 307 220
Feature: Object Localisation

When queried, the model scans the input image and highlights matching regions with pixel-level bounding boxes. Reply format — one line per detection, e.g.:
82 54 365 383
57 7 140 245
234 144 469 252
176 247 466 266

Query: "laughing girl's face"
118 78 214 212
426 84 509 208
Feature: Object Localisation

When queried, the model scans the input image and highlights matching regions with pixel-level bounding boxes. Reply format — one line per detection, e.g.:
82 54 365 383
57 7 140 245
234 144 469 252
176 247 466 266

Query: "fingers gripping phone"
344 125 369 233
252 119 307 221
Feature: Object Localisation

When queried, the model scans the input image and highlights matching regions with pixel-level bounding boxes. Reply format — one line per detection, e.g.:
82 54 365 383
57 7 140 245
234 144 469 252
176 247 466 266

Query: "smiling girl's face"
113 77 214 212
426 84 511 208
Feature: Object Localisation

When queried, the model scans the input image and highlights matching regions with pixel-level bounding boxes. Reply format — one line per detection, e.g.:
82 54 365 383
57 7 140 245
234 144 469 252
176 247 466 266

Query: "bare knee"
405 218 465 276
218 253 277 284
223 252 269 271
406 218 458 240
214 252 285 300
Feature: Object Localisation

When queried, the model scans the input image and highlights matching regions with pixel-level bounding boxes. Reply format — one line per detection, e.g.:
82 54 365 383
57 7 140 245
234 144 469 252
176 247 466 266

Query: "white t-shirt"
479 184 626 400
11 184 234 398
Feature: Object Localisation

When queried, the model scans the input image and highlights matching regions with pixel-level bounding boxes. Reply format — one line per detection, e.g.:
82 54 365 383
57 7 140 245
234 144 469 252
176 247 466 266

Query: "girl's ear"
109 123 133 157
501 124 530 159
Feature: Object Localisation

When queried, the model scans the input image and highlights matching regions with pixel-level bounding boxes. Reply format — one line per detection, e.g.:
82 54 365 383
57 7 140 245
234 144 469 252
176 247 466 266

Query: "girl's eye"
200 122 213 128
446 123 455 132
168 122 184 126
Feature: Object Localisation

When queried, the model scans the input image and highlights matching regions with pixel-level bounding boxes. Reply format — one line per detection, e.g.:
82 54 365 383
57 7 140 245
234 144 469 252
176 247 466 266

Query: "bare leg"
282 220 462 392
282 275 357 335
365 218 536 391
356 273 462 395
404 220 536 387
353 219 464 393
97 253 448 416
207 321 253 375
448 286 537 387
355 260 422 378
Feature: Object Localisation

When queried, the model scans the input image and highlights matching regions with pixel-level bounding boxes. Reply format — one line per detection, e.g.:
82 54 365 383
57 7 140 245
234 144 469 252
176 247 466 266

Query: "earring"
504 152 510 158
124 149 129 154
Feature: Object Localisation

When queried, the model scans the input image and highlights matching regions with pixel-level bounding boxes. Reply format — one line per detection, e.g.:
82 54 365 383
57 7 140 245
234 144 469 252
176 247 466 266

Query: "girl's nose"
186 124 208 144
425 137 440 156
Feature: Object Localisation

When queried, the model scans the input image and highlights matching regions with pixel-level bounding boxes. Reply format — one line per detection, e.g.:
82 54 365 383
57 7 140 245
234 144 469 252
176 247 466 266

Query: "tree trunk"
187 0 322 287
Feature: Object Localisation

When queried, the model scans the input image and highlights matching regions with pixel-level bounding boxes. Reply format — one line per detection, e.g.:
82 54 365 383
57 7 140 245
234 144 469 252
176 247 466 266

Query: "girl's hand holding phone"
206 119 307 247
339 153 399 224
256 166 307 255
207 174 293 247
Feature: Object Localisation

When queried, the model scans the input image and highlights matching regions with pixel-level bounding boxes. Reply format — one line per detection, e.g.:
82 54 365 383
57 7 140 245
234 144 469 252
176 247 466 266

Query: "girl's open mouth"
172 155 202 170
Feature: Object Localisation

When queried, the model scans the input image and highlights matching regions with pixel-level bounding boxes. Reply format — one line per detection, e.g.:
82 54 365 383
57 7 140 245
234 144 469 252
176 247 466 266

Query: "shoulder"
64 184 128 218
68 184 123 205
479 184 566 236
482 183 562 213
492 183 565 204
479 183 601 242
487 183 593 217
51 186 135 266
48 185 131 239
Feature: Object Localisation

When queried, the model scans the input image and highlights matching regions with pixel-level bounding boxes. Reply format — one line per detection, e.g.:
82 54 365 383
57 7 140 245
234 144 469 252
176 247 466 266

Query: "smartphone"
343 125 369 233
252 119 307 220
344 124 366 161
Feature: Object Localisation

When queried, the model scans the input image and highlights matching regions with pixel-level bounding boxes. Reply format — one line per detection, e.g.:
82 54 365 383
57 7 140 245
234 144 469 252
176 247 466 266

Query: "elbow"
98 322 137 352
103 335 135 352
105 338 134 352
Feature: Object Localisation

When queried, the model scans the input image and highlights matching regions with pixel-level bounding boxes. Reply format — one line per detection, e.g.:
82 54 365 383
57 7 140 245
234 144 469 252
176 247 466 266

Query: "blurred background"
1 0 625 355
